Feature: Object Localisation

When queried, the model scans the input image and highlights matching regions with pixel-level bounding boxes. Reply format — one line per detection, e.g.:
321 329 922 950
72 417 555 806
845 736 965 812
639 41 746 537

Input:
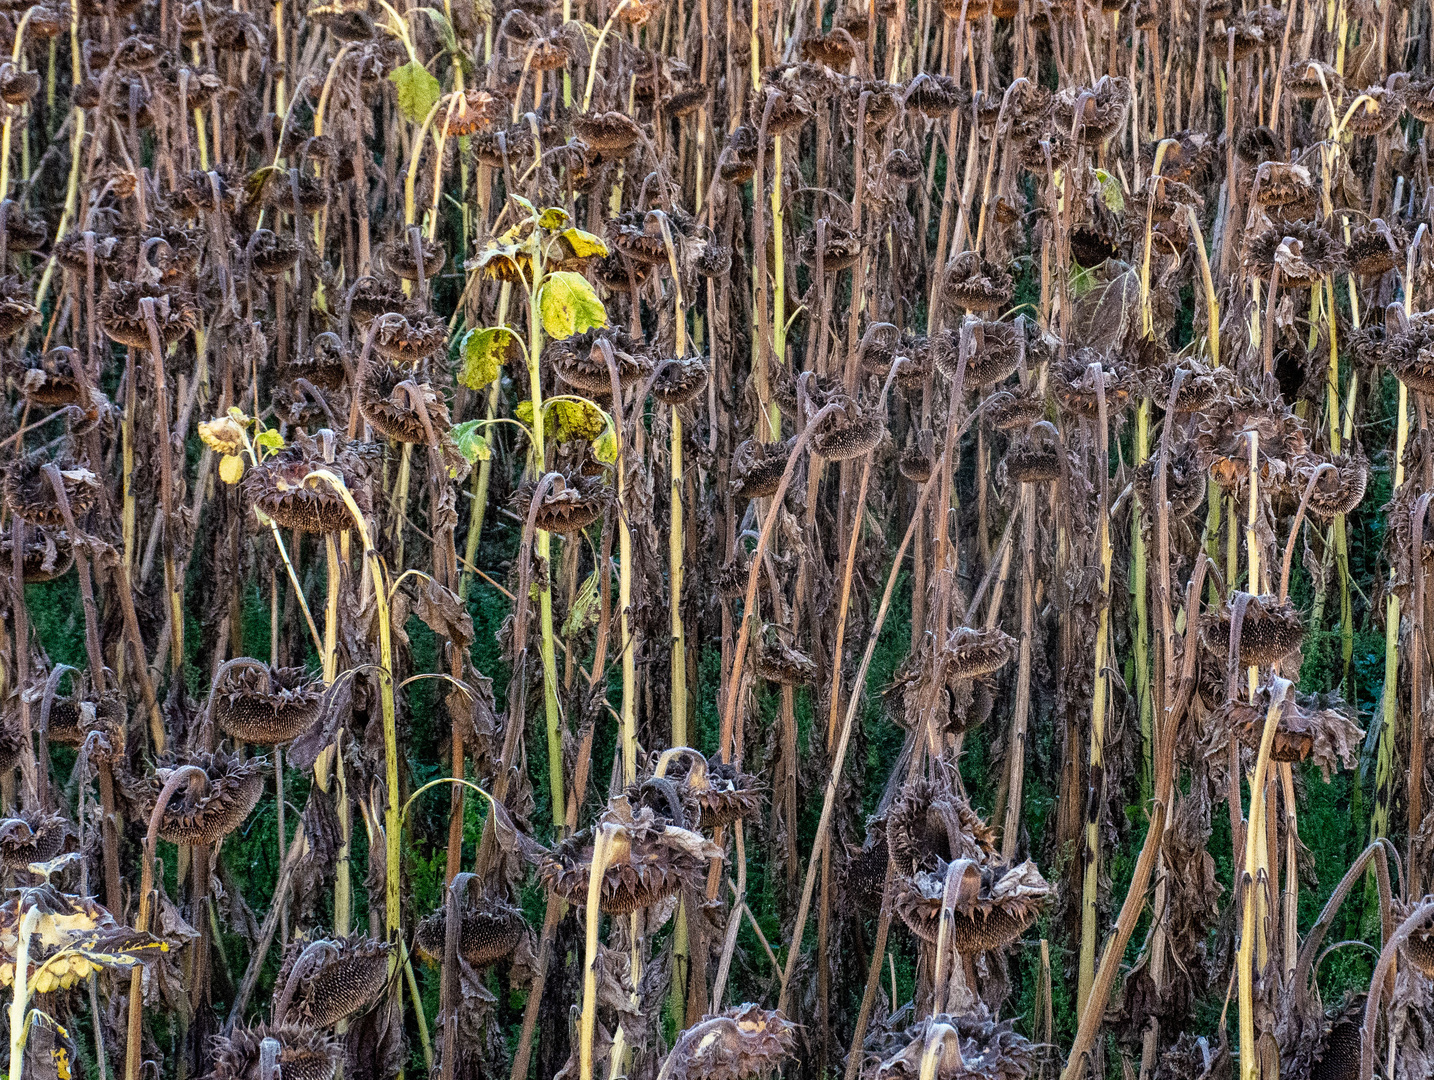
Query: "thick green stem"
523 270 565 826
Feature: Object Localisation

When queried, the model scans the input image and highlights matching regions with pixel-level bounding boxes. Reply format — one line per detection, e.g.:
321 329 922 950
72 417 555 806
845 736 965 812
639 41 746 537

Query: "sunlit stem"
520 258 566 826
7 906 40 1080
580 0 634 112
305 472 402 942
1237 679 1291 1080
579 824 620 1080
0 8 35 199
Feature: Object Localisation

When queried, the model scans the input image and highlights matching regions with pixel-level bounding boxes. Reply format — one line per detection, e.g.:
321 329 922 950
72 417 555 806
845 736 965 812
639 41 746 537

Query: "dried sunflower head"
2 454 99 527
1341 84 1404 136
1388 310 1434 392
900 433 936 484
1345 218 1407 277
344 276 409 327
652 355 711 407
1069 219 1120 268
665 84 710 117
245 228 300 277
282 332 350 393
755 632 817 685
938 317 1023 388
471 122 533 168
751 84 813 136
1052 75 1132 145
44 685 124 749
414 899 526 967
718 125 760 185
368 311 448 364
1309 1002 1363 1080
275 934 394 1028
0 202 46 251
870 1005 1037 1080
1201 592 1305 668
0 274 39 338
731 438 792 500
1252 161 1320 216
1293 451 1368 520
209 1024 340 1080
606 210 671 267
1284 59 1342 101
1132 445 1207 523
212 661 327 746
893 858 1053 949
677 757 763 830
439 87 503 136
1407 74 1434 123
0 812 68 872
0 525 72 583
1127 175 1199 223
1221 5 1284 60
378 235 446 282
546 326 653 394
811 399 887 460
943 252 1014 315
887 777 997 877
1152 356 1234 414
802 28 860 68
242 430 375 533
98 281 195 349
660 1004 796 1080
0 63 37 106
358 357 451 443
1052 350 1129 418
798 220 862 273
1235 125 1280 166
986 390 1046 430
1004 424 1064 485
6 346 88 406
1217 683 1362 779
857 321 902 378
902 73 967 118
573 111 645 155
538 796 722 913
1243 221 1345 286
145 749 267 846
515 473 610 534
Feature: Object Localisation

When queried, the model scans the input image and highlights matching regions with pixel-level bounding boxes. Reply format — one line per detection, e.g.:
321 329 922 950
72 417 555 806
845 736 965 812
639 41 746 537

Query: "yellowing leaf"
515 399 535 426
560 227 609 259
560 569 602 637
451 419 493 463
538 270 606 340
458 326 517 389
551 398 607 443
538 206 571 230
390 61 441 125
1095 168 1125 214
218 454 245 484
254 428 284 453
592 423 618 464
